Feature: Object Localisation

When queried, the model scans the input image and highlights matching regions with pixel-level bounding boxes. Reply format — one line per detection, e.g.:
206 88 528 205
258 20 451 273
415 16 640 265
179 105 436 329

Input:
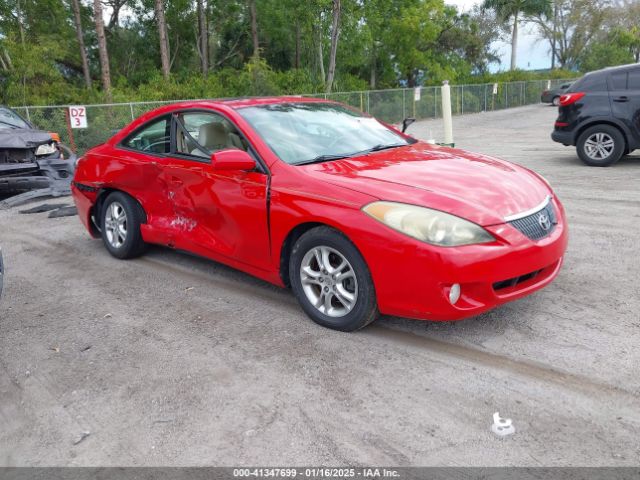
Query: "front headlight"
35 142 57 156
362 201 495 247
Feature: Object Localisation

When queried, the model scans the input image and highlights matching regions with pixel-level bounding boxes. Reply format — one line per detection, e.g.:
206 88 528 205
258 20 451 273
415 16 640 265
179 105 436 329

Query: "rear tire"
576 125 625 167
552 96 560 106
100 191 147 259
289 226 379 332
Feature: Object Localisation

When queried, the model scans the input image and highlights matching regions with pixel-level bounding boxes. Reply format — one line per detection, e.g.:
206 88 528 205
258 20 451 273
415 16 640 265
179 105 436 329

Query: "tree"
530 0 610 69
249 0 259 57
69 0 91 89
154 0 170 79
482 0 550 70
578 30 634 71
325 0 341 93
197 0 208 75
92 0 112 99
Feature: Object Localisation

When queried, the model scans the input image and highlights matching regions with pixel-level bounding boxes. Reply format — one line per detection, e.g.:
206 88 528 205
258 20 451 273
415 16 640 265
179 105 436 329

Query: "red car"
72 98 568 331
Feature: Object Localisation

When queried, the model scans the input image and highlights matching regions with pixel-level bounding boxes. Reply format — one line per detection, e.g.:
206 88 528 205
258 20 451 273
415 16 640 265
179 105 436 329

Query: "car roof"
179 96 333 110
589 63 640 76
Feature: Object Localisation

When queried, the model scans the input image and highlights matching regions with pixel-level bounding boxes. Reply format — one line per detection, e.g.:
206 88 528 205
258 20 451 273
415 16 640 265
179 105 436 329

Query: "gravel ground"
0 104 639 467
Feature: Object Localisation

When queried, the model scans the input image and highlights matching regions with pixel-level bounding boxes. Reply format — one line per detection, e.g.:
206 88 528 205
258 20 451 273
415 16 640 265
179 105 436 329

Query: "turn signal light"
559 92 585 106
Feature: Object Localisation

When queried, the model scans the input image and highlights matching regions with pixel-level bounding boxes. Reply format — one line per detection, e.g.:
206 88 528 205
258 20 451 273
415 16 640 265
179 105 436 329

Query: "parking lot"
1 104 639 466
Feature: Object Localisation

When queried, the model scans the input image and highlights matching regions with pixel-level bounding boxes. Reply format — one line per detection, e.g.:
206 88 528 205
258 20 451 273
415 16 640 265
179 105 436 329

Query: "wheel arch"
91 188 148 235
574 120 630 150
278 221 367 288
279 222 327 287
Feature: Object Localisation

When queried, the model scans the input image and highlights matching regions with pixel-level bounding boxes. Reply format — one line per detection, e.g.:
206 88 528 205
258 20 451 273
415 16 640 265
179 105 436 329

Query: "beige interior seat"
191 121 244 156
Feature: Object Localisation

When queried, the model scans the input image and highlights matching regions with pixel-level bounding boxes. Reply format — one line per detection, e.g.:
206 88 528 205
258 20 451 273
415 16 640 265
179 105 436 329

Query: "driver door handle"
613 96 629 102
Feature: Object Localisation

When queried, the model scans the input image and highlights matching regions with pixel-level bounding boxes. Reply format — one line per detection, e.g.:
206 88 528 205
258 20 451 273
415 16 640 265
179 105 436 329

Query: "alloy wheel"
104 201 128 249
299 245 358 318
584 133 615 160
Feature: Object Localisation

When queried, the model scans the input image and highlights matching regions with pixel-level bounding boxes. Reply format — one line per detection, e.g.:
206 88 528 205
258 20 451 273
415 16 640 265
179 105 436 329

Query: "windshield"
238 102 412 165
0 107 30 129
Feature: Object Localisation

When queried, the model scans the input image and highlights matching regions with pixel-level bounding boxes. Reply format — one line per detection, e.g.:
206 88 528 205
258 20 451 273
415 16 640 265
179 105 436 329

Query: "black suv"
551 63 640 167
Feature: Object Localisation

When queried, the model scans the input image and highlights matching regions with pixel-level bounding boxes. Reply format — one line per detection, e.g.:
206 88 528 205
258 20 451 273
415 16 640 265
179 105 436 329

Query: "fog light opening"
449 283 461 305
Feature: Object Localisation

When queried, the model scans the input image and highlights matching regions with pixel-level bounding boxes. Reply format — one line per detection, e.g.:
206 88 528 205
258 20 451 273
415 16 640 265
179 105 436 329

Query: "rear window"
569 74 608 93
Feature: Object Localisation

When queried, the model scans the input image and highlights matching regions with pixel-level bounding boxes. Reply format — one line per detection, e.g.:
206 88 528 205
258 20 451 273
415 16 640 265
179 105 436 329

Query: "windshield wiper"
0 120 19 129
366 143 407 153
293 143 407 166
294 154 353 166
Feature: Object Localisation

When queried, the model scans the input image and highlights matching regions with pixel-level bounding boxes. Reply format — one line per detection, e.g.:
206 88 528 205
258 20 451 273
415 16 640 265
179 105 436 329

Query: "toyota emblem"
538 213 552 231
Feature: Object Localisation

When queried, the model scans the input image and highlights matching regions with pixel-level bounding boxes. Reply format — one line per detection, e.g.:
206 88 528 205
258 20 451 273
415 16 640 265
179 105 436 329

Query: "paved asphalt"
0 104 639 466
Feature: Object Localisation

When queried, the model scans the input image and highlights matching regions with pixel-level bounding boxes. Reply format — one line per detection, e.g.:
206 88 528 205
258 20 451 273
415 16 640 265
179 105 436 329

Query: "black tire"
289 226 379 332
100 191 147 259
576 125 625 167
552 96 560 106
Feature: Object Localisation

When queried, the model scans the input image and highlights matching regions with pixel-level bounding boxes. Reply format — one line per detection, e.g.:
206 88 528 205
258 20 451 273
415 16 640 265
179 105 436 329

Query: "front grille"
507 199 557 241
0 148 36 164
493 269 542 291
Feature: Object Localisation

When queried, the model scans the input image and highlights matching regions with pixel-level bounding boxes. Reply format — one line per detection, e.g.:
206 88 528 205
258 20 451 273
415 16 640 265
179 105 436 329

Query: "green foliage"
0 0 631 107
578 26 639 72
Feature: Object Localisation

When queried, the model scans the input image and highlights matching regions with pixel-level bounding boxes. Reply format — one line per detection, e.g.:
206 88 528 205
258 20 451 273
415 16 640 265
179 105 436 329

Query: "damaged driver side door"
162 110 271 272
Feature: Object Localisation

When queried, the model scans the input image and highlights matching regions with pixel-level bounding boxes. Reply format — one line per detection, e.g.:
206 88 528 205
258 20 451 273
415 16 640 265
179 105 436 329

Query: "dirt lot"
1 104 639 467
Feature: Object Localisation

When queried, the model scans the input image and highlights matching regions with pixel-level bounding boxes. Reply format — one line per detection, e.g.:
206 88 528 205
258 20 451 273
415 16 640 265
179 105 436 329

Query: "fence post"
129 103 135 120
461 85 464 115
24 106 31 123
484 84 487 112
366 91 370 113
402 89 406 120
442 81 453 146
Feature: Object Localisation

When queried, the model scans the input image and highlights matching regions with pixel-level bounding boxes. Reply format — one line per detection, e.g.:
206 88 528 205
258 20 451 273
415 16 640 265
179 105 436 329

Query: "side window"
609 72 628 90
628 69 640 90
175 111 248 158
122 115 170 154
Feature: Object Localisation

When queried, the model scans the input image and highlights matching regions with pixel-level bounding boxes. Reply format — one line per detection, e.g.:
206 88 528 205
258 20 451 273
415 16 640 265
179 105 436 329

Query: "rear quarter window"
609 72 628 90
569 74 608 93
628 69 640 90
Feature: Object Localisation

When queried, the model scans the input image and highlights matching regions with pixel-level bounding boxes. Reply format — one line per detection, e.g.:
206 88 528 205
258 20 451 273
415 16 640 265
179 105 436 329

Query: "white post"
441 80 453 145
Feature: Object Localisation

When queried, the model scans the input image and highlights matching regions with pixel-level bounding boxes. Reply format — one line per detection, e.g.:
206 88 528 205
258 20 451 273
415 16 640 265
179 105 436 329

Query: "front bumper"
356 197 568 321
551 129 573 146
0 154 76 194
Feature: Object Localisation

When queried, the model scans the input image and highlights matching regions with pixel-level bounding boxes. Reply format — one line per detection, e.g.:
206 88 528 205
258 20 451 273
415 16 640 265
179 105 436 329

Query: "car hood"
300 142 551 226
0 128 53 149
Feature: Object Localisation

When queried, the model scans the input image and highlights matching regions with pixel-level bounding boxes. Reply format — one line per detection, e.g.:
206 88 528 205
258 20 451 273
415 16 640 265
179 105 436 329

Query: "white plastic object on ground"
491 412 515 437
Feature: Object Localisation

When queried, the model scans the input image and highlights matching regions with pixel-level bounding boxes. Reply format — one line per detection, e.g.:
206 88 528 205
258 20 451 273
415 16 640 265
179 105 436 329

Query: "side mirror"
401 117 416 133
210 149 256 171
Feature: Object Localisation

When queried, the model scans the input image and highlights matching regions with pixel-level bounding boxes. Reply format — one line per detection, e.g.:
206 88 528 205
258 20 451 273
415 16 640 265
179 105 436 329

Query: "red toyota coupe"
72 97 568 331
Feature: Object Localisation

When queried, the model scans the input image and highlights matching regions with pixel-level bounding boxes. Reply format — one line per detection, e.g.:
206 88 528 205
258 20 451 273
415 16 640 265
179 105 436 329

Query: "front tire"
100 191 147 259
289 226 379 332
576 125 625 167
552 96 560 106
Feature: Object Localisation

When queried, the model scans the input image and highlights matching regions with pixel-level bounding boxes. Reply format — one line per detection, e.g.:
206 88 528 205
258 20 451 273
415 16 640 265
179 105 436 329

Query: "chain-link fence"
12 79 571 155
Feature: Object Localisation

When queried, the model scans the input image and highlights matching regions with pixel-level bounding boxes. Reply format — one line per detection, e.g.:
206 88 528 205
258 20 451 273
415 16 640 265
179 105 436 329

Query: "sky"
446 0 552 71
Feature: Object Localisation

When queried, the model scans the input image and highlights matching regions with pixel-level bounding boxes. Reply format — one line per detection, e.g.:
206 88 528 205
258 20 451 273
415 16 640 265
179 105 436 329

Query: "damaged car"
72 98 567 332
0 106 75 200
